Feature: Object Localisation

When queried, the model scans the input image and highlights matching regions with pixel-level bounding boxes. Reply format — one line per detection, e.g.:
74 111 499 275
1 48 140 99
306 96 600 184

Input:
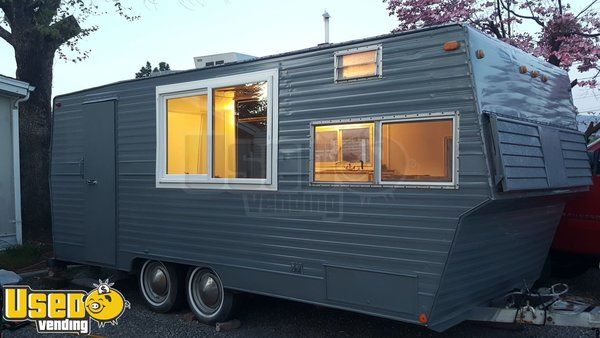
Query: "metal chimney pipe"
323 11 330 44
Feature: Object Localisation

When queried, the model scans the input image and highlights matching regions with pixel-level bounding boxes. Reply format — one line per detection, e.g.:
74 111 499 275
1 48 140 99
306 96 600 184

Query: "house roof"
0 74 34 98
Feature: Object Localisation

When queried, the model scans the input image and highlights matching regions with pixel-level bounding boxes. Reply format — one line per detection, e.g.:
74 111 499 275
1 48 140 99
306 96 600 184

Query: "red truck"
549 138 600 277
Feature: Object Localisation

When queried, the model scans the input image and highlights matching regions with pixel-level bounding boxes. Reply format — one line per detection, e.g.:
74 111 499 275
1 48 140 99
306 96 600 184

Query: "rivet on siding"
541 75 549 83
531 70 540 78
519 65 528 74
475 49 485 59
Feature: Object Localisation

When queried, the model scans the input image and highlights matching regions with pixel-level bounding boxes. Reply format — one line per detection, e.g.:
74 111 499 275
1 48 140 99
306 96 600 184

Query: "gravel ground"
3 268 599 337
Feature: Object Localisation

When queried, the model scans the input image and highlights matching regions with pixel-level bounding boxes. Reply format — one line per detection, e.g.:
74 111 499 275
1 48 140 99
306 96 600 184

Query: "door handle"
86 179 98 185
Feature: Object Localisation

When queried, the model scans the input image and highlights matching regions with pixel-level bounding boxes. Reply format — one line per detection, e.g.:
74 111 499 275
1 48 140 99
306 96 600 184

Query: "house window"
334 45 382 82
314 123 374 183
311 113 458 187
381 119 454 183
156 69 278 190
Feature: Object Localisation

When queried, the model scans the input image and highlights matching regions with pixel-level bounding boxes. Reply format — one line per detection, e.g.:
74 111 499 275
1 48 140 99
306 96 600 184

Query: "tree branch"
558 0 563 15
572 31 600 38
0 24 12 45
0 0 15 29
496 0 507 37
500 0 545 27
575 0 598 19
47 15 81 48
486 21 504 39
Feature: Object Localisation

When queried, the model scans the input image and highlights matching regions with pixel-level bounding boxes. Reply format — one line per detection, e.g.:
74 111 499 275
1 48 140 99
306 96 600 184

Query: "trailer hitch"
468 283 600 331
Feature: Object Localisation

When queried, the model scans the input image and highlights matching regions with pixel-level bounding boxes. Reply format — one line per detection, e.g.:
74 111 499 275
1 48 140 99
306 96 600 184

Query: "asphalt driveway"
3 267 599 337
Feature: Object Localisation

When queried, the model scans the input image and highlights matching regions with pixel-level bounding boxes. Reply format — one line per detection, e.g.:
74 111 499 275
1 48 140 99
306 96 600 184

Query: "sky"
0 0 598 113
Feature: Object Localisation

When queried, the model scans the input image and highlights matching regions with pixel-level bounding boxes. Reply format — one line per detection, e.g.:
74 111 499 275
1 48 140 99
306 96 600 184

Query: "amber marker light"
531 70 540 78
443 41 460 51
542 75 549 82
419 313 429 324
519 65 528 74
475 49 485 59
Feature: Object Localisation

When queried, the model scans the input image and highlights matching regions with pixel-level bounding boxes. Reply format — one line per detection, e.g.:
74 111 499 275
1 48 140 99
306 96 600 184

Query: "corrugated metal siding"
51 25 490 324
491 116 548 190
487 114 591 191
429 197 565 331
50 104 86 258
559 130 593 186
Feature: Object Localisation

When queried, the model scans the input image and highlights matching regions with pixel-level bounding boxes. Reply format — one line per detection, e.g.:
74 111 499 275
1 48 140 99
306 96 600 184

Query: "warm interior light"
314 123 374 182
213 82 268 179
443 41 460 51
338 50 378 80
167 95 208 174
381 119 453 182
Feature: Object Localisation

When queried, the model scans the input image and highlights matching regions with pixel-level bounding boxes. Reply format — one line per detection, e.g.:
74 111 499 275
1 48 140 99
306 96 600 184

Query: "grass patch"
0 243 47 271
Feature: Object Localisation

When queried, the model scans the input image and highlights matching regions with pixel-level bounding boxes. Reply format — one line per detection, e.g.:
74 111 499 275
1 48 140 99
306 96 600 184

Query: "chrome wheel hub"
142 261 170 305
150 268 168 296
191 270 222 315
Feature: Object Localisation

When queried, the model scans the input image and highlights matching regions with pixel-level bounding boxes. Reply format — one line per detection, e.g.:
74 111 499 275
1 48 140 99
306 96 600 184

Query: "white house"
0 75 33 249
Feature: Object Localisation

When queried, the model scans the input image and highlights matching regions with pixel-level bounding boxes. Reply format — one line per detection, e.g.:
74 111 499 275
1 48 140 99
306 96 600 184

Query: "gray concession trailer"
50 24 592 331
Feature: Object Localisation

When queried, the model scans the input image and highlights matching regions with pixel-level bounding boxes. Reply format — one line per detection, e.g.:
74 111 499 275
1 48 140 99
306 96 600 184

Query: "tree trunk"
14 45 54 244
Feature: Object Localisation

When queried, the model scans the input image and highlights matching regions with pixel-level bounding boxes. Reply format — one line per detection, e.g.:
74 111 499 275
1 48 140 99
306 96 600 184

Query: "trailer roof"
54 23 464 100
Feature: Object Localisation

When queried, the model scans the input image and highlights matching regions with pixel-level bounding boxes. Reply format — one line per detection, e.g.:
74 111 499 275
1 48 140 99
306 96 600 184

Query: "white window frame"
155 69 279 191
310 112 459 189
334 44 383 83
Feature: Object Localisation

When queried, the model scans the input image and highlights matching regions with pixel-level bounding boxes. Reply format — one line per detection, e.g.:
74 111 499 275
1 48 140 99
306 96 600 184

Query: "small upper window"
334 45 382 82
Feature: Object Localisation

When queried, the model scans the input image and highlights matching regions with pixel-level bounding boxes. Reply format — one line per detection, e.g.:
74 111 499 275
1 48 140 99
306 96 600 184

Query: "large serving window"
381 119 454 183
314 123 374 183
156 69 278 190
311 113 458 187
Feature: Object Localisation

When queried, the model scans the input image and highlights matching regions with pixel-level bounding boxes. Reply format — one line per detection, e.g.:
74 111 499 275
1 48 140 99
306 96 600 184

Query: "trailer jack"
468 283 600 335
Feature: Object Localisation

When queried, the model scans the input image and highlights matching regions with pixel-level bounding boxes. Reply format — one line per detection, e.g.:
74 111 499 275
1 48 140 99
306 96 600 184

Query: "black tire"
138 260 184 313
186 267 235 324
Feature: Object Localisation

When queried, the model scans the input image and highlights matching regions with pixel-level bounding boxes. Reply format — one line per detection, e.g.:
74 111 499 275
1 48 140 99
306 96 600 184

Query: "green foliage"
0 243 48 271
135 61 171 78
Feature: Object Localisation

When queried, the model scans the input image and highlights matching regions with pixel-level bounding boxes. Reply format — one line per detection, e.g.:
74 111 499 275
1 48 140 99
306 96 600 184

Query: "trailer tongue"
469 283 600 334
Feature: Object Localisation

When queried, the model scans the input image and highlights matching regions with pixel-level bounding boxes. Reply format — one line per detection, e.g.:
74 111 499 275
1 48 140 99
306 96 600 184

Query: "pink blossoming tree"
384 0 600 88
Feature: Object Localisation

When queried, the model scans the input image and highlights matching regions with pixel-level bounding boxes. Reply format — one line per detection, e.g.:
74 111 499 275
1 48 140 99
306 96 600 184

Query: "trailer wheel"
186 267 234 324
139 260 183 313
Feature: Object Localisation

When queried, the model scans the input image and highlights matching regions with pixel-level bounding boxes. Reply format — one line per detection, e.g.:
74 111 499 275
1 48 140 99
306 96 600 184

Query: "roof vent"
193 52 255 69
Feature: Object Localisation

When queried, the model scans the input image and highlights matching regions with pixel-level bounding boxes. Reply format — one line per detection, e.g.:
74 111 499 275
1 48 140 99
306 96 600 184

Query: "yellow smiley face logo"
84 285 128 325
